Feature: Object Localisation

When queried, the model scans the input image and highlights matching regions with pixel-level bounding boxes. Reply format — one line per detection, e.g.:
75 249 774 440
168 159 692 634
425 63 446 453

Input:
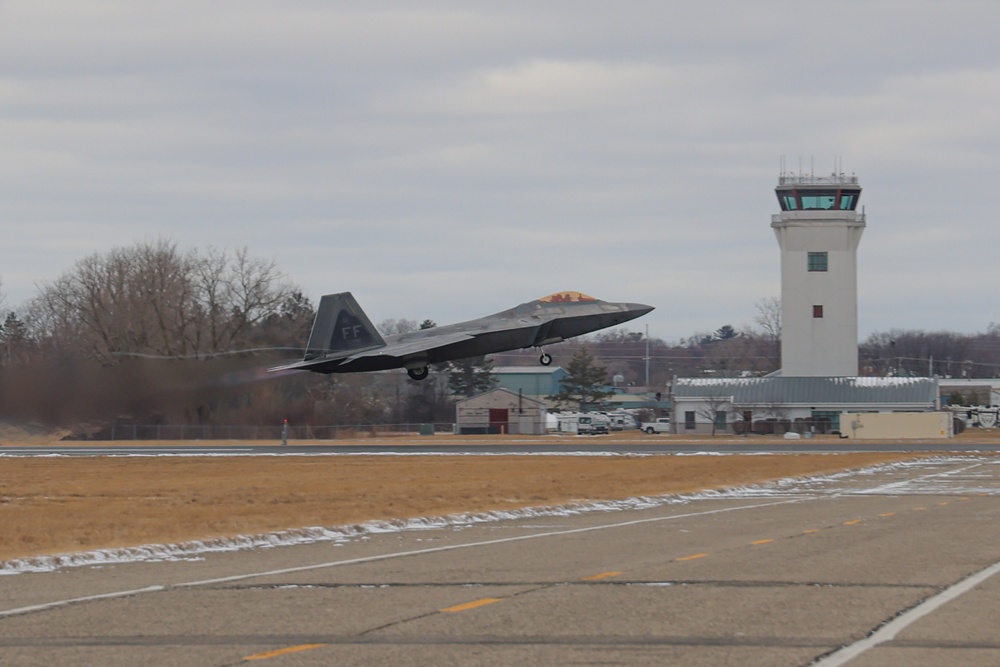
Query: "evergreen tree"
0 311 29 366
547 346 614 410
713 324 739 341
447 355 497 398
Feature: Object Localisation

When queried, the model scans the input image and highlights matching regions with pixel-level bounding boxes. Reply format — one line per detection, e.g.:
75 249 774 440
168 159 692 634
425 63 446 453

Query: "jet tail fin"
303 292 386 361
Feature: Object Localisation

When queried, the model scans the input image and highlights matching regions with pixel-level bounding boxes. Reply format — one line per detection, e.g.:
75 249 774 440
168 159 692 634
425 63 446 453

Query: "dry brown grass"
0 450 944 562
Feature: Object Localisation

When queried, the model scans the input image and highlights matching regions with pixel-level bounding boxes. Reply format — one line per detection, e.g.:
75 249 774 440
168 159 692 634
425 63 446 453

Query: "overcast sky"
2 1 998 343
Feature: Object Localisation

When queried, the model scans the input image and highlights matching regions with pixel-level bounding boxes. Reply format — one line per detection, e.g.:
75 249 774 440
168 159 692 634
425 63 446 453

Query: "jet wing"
346 331 475 361
269 331 477 373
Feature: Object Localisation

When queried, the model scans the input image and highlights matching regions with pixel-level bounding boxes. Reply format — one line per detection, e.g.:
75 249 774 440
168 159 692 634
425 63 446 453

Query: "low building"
840 412 952 439
603 389 666 412
671 376 940 435
455 387 547 435
937 378 1000 407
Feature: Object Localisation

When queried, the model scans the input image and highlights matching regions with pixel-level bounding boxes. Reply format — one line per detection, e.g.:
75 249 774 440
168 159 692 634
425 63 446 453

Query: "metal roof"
492 366 566 375
456 386 547 406
673 376 938 407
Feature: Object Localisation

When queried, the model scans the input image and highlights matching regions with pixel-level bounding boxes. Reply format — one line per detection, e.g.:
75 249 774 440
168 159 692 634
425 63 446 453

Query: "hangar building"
455 387 547 435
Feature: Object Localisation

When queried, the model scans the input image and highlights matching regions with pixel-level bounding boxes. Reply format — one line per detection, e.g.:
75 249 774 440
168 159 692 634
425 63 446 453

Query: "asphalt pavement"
2 454 999 665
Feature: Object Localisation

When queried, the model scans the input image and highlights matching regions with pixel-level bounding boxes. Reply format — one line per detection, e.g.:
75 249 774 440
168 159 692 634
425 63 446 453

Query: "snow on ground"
1 456 983 576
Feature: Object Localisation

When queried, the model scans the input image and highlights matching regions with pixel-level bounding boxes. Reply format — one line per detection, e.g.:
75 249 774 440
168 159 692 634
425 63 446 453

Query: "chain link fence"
98 423 457 441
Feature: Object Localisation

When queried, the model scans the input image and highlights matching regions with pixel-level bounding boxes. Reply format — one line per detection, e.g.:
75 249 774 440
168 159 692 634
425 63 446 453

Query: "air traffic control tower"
772 171 865 376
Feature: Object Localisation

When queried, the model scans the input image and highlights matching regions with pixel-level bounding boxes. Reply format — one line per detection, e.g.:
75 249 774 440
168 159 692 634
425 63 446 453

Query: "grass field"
0 443 945 563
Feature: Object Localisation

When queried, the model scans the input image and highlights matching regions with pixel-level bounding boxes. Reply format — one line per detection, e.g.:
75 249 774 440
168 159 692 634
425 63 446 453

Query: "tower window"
778 193 798 210
798 190 837 210
808 252 828 272
775 186 861 211
813 305 824 318
838 190 861 210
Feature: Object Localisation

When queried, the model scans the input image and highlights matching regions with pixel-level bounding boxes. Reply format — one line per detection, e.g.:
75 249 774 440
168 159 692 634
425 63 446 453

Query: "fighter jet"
270 291 654 380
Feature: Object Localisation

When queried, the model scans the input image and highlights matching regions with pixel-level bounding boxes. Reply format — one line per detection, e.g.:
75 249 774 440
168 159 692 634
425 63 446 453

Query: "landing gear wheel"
407 366 429 381
539 352 552 366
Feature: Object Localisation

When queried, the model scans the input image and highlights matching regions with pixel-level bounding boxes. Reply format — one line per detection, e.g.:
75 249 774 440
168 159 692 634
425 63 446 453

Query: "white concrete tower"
772 171 865 376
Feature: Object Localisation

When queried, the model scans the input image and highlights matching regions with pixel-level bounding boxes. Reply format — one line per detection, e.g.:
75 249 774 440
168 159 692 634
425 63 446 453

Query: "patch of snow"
0 456 980 576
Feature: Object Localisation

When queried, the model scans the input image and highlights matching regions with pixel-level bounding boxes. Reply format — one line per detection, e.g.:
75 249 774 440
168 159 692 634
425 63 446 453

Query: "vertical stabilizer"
304 292 385 360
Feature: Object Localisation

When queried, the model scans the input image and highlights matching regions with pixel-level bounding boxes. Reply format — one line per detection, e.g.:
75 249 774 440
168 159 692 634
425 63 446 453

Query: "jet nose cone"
618 303 653 323
628 303 655 316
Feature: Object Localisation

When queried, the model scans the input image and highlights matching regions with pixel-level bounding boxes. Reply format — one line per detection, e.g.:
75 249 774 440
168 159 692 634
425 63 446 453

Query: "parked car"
640 417 672 434
554 412 610 435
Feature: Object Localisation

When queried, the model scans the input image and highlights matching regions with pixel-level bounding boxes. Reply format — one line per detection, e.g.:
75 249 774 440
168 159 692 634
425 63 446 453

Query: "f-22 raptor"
270 291 654 380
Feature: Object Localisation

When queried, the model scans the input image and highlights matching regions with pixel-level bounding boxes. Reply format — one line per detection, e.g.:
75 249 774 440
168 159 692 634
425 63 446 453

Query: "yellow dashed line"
880 512 895 517
750 539 774 545
914 507 928 511
583 571 622 581
244 644 326 661
676 553 708 561
802 529 819 534
843 519 862 525
939 501 950 506
440 598 502 613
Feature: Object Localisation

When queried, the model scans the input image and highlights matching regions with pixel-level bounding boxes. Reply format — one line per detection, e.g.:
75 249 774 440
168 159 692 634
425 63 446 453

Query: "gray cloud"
3 1 999 341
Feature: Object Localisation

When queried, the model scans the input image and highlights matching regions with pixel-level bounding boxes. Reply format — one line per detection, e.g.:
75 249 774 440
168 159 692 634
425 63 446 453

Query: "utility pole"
644 324 650 388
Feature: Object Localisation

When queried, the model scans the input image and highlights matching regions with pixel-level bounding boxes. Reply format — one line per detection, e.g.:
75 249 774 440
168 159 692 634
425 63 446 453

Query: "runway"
5 435 1000 456
2 455 999 665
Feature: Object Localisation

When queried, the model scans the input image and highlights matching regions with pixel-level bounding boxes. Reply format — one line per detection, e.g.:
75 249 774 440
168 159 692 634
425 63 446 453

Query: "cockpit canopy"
539 291 598 303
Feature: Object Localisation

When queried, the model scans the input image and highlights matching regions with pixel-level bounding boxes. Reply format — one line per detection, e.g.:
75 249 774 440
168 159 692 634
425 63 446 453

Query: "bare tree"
759 401 791 435
26 240 300 363
754 297 781 342
750 296 781 370
700 335 777 377
189 246 230 353
729 404 753 436
225 247 294 349
694 391 733 436
24 240 193 362
132 241 198 356
861 329 974 377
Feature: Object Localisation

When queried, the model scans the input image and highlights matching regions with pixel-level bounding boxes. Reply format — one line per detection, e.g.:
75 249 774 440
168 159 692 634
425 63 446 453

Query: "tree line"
2 240 999 434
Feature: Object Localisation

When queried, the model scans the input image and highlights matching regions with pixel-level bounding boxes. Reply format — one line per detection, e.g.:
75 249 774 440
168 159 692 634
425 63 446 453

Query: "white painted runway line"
0 585 166 619
848 461 994 495
814 559 1000 666
0 497 804 618
4 453 998 659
